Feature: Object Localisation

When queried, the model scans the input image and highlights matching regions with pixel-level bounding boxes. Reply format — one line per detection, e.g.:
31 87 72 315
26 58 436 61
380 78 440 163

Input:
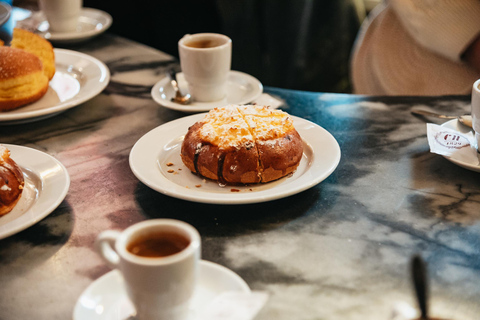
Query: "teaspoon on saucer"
411 109 472 128
167 68 192 105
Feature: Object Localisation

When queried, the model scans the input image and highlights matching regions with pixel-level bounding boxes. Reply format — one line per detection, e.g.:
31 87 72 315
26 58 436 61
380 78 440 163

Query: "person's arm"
389 0 480 62
463 34 480 72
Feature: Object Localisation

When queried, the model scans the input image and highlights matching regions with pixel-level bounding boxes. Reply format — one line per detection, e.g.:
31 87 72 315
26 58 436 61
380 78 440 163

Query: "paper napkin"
426 123 479 165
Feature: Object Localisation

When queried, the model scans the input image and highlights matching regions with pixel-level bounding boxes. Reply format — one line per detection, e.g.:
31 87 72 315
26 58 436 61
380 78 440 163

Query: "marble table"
1 33 479 320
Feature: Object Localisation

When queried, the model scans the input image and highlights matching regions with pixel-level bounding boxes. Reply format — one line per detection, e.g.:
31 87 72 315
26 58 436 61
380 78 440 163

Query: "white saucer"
129 113 341 204
73 260 250 320
441 119 480 172
0 144 70 239
0 48 110 125
37 8 112 44
151 71 263 113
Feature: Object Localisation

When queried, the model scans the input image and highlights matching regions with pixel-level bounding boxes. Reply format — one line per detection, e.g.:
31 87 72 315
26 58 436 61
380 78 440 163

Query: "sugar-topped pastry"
0 146 24 216
181 105 303 184
0 28 55 111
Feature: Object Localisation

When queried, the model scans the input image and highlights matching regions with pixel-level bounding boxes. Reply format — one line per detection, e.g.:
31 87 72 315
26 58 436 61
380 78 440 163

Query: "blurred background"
11 0 381 93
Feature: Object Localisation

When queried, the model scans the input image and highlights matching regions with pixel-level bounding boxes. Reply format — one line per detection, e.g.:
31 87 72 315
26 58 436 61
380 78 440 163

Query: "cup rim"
115 219 201 266
473 79 480 94
179 33 231 50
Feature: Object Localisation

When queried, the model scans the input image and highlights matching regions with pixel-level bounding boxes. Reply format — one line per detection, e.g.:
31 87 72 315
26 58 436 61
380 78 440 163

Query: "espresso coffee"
185 39 225 48
127 232 190 258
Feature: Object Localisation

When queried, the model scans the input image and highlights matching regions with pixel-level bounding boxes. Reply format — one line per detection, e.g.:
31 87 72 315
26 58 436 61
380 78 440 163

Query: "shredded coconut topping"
198 105 294 149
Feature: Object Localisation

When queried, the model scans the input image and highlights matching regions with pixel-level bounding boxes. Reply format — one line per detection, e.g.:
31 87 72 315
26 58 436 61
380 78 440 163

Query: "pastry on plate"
0 46 49 111
181 105 304 184
10 28 55 80
0 28 55 111
0 145 24 216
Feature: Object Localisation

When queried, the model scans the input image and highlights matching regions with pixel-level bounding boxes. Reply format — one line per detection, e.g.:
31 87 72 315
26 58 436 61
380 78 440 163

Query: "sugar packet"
426 123 479 165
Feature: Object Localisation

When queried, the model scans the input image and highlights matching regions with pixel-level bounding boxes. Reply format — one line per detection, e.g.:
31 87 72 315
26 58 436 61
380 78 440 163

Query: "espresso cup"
95 219 201 320
39 0 82 33
178 33 232 102
471 79 480 153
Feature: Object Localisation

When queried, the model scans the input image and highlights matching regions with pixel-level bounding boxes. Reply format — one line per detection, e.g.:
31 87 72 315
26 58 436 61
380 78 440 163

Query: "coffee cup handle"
95 230 121 269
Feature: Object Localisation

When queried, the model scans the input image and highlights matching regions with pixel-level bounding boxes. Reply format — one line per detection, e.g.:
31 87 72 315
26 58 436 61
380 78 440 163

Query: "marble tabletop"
1 33 480 320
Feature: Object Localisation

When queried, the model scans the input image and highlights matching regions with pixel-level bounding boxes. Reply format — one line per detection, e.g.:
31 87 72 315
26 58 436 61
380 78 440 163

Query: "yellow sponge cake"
10 28 55 80
0 46 49 111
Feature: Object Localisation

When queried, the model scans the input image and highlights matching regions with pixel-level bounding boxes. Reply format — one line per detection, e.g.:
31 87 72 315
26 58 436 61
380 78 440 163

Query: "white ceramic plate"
0 144 70 239
441 119 480 172
129 114 341 204
37 8 112 44
0 2 10 27
151 71 263 113
73 260 250 320
0 48 110 125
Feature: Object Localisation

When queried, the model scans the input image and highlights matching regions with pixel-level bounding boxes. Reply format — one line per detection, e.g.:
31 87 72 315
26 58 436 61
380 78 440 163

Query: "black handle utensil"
411 255 429 320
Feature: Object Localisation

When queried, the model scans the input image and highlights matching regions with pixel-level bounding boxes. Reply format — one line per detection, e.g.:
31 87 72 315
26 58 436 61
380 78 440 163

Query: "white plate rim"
39 8 112 42
0 144 70 239
0 48 110 123
0 2 11 26
129 113 341 204
151 70 263 113
440 119 480 172
73 259 250 320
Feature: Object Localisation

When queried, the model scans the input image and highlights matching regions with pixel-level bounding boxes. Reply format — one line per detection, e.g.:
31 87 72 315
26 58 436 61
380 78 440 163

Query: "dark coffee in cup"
127 232 190 258
185 38 226 48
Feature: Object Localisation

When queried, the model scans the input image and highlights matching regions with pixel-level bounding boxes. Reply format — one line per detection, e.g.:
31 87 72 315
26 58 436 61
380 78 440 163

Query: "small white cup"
95 219 201 320
178 33 232 102
39 0 82 33
471 79 480 153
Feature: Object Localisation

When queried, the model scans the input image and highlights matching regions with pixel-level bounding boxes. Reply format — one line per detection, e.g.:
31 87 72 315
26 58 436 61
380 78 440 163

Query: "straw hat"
351 4 479 96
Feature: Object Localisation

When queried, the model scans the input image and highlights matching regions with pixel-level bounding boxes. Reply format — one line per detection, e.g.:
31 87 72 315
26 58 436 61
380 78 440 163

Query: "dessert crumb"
231 188 240 192
167 169 175 173
166 162 174 166
195 184 202 188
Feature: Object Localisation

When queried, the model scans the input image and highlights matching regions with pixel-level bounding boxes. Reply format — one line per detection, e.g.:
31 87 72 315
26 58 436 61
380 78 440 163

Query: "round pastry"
0 46 49 111
0 146 24 216
10 28 56 81
181 105 304 184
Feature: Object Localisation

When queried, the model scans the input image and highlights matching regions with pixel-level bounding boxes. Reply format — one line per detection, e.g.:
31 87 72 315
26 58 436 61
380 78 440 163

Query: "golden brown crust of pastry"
0 146 24 216
0 47 49 111
257 129 303 183
181 105 303 184
11 28 56 81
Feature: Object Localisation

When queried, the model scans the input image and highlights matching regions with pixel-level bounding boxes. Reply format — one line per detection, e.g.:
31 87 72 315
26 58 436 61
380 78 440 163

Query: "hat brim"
351 6 478 96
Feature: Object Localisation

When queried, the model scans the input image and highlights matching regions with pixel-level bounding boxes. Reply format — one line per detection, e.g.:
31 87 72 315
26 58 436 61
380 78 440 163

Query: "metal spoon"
411 255 429 320
411 109 472 128
167 68 191 105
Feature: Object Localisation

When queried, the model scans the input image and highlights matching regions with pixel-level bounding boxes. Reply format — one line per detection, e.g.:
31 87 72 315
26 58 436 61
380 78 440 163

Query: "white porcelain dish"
73 260 250 320
151 70 263 113
0 144 70 239
37 8 112 44
0 49 110 125
441 119 480 172
0 2 10 27
129 114 341 204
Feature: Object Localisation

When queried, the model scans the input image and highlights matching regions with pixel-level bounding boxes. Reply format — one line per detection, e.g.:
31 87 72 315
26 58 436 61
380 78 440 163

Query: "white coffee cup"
178 33 232 102
39 0 82 33
95 219 201 320
471 79 480 152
